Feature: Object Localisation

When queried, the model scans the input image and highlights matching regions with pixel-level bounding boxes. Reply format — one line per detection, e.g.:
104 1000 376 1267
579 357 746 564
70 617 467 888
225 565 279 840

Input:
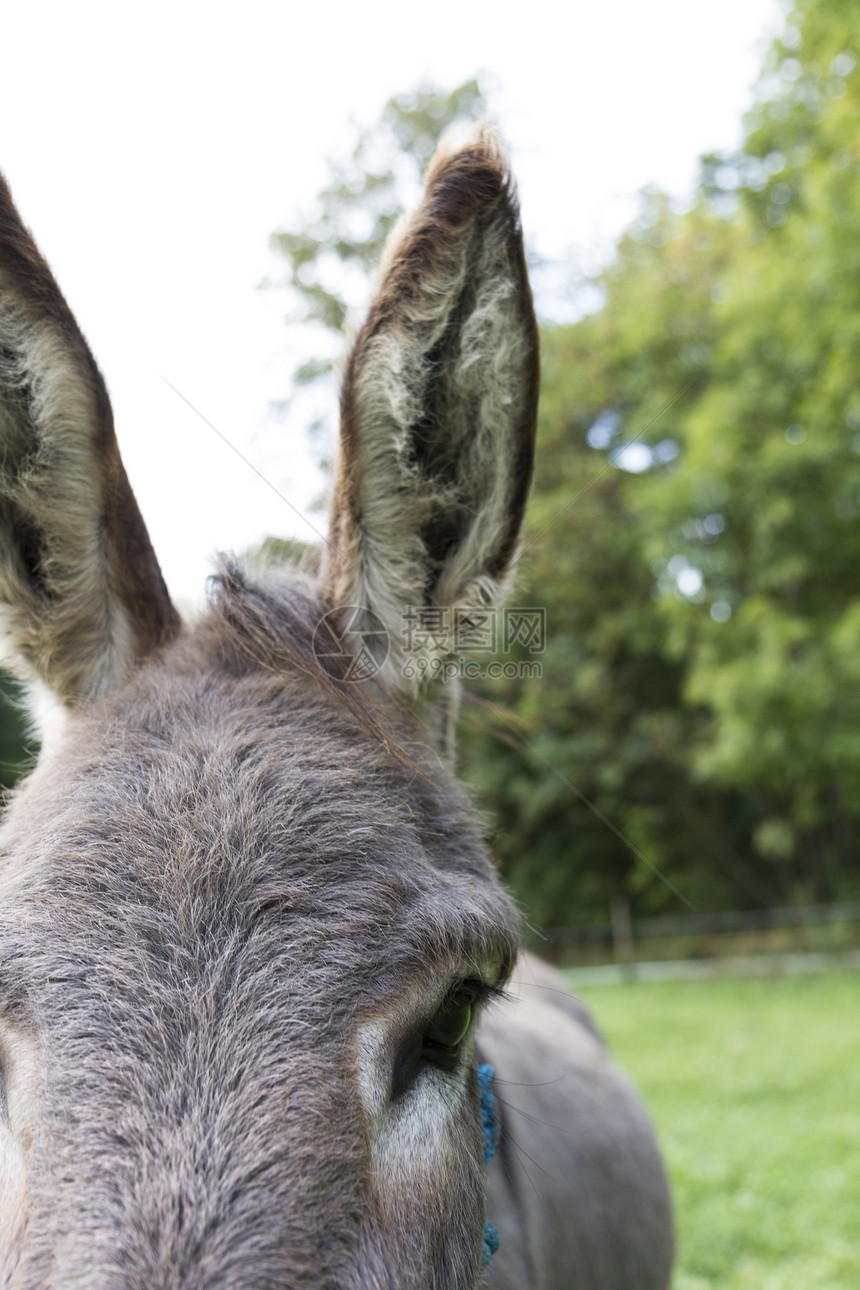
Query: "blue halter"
478 1063 501 1266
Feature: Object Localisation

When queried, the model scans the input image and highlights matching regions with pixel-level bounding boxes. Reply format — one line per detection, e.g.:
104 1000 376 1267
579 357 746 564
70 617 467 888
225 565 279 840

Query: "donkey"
0 128 673 1289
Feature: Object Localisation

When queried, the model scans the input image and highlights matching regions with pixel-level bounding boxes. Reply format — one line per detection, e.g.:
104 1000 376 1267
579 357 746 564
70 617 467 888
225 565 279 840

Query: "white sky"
2 0 783 611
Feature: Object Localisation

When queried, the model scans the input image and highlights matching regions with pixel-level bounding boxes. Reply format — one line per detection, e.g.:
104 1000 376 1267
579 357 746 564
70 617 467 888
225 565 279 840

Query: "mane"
204 559 423 776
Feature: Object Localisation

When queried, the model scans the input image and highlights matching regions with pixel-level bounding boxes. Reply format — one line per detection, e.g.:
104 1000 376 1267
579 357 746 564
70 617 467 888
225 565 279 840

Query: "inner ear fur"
322 125 539 692
0 173 179 705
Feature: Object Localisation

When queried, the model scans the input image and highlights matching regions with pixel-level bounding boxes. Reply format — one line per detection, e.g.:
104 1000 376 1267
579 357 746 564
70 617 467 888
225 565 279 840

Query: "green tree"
460 233 772 925
467 0 860 921
648 0 860 901
0 671 32 794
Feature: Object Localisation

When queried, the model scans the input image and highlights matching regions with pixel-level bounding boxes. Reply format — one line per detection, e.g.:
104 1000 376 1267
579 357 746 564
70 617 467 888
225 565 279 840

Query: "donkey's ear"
0 174 179 706
321 125 538 692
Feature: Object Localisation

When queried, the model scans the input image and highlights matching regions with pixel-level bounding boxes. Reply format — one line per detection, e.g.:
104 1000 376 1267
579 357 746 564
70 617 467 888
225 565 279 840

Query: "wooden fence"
531 900 860 971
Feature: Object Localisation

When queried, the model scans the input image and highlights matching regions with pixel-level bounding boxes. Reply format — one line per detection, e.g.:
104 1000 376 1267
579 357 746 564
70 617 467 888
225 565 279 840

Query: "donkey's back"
0 129 672 1288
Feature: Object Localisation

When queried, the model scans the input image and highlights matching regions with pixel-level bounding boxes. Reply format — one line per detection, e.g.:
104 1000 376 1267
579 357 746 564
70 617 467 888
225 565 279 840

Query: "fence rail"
529 900 860 969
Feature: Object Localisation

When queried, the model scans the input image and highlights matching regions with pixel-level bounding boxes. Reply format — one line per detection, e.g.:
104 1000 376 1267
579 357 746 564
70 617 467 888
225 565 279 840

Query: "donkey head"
0 127 538 1289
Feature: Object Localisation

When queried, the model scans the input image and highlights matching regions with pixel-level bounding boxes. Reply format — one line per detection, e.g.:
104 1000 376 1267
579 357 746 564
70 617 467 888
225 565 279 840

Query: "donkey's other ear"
0 174 179 706
321 124 538 692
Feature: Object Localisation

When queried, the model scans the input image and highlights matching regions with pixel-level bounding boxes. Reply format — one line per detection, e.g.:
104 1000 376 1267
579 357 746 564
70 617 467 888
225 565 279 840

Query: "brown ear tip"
433 118 503 156
427 120 508 178
0 171 23 233
424 121 520 227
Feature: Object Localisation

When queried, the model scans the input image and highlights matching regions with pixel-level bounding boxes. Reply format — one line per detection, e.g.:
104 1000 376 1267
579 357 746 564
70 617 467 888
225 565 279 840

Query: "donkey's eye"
421 983 481 1070
391 980 496 1098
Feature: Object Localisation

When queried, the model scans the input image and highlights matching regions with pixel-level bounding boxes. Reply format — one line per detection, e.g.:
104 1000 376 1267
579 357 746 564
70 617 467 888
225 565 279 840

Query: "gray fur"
0 129 672 1289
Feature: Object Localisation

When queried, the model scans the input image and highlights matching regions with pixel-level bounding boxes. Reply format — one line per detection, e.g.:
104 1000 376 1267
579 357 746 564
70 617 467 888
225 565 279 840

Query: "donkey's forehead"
1 612 517 1004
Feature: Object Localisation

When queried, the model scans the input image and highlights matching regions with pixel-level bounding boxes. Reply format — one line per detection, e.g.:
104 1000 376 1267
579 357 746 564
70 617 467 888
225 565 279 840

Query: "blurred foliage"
463 0 860 924
0 670 32 795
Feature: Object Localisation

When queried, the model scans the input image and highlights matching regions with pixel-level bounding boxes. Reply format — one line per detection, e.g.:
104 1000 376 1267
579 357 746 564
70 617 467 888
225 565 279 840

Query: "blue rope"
482 1220 501 1266
478 1063 502 1267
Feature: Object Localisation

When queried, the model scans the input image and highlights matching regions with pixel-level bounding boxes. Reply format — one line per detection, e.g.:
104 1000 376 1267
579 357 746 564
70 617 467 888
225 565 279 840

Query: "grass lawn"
568 971 860 1290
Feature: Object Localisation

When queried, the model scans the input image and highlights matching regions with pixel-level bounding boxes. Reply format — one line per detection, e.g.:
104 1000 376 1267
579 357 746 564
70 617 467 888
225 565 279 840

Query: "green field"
569 972 860 1290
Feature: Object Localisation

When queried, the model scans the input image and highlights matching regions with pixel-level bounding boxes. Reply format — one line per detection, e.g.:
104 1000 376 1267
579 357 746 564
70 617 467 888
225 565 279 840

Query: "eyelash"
391 979 503 1096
